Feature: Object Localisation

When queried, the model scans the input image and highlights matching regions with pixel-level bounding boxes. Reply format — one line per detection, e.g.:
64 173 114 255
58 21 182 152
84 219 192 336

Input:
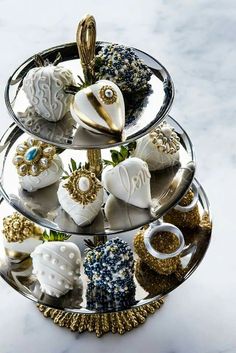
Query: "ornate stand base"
37 299 164 337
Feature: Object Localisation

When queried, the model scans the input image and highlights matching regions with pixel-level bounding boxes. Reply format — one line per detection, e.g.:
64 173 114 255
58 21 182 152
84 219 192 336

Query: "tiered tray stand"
0 37 212 337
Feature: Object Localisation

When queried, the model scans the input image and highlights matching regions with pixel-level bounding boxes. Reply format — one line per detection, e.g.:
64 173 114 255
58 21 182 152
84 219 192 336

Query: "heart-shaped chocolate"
102 157 151 209
70 80 125 138
57 168 103 226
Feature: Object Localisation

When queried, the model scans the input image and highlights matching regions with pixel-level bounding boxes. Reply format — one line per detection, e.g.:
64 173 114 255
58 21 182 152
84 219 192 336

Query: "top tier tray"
5 42 174 150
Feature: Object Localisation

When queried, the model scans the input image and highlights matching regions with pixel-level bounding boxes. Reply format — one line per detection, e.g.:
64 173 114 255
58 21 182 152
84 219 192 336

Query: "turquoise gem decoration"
24 146 40 163
14 139 56 177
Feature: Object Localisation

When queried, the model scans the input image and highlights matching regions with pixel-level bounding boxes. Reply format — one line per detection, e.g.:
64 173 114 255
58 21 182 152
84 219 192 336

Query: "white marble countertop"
0 0 235 352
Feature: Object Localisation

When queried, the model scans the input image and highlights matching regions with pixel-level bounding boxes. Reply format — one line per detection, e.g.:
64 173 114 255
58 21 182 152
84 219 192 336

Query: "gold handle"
76 14 96 85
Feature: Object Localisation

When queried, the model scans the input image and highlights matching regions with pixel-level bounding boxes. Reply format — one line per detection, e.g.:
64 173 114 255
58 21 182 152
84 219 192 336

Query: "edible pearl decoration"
78 176 90 192
105 89 113 98
31 241 81 298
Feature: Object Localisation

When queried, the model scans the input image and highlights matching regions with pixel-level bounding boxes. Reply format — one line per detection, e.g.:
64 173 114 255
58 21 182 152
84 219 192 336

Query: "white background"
0 1 235 352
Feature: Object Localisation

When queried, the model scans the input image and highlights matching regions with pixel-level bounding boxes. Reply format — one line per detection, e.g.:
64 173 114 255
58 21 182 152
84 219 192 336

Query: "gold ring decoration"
77 14 96 84
12 138 57 177
37 298 164 337
2 212 43 243
64 168 102 205
134 226 181 275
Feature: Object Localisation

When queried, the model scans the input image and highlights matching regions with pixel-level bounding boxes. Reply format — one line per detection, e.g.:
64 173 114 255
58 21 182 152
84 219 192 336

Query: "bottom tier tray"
0 178 211 314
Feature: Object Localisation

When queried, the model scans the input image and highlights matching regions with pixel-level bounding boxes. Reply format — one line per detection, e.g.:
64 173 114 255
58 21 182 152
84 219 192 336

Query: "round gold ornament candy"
163 184 201 230
2 212 42 243
2 212 43 260
133 225 182 276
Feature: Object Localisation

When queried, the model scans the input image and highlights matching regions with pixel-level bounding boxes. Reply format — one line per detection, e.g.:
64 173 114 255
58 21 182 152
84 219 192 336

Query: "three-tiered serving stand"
0 16 212 337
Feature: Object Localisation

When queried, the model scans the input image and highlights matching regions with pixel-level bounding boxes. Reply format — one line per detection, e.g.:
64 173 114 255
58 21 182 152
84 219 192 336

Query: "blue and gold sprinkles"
84 237 135 310
86 281 136 312
95 44 152 93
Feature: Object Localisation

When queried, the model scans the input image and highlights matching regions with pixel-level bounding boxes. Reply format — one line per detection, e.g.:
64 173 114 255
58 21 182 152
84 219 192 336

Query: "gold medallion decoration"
37 298 164 337
2 212 43 243
64 168 102 205
150 121 180 154
99 85 117 105
13 138 56 177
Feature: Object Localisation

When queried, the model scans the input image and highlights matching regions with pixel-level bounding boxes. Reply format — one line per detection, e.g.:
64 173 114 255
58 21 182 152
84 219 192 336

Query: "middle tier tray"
0 116 195 236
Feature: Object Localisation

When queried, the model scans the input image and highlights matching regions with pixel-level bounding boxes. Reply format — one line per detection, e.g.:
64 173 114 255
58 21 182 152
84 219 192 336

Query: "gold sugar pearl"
12 221 21 230
23 228 31 236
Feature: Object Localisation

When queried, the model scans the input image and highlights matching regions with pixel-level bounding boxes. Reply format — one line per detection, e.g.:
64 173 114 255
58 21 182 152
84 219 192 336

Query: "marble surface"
0 0 235 352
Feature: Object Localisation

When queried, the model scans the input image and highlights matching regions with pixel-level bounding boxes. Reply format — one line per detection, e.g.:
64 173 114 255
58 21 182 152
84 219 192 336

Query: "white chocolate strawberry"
57 168 103 226
31 241 81 298
132 121 180 170
23 56 75 122
102 157 151 209
13 138 63 192
70 80 125 138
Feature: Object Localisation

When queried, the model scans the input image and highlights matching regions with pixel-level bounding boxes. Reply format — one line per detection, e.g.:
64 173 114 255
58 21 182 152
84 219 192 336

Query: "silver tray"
0 179 212 313
5 42 174 150
0 116 195 236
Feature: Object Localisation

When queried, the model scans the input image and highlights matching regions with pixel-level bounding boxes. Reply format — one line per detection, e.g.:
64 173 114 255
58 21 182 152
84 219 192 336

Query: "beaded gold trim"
37 299 164 337
13 138 56 177
64 168 102 205
150 121 180 155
